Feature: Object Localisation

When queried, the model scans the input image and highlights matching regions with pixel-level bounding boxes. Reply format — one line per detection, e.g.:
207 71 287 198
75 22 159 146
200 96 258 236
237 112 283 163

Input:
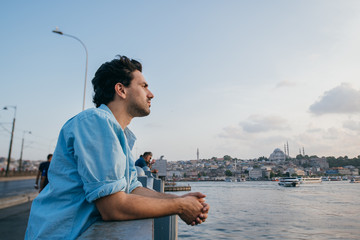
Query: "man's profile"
136 151 158 173
25 55 209 239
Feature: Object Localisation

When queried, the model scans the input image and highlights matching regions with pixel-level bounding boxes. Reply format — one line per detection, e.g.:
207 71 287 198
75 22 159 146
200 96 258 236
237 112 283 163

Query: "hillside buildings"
164 148 359 181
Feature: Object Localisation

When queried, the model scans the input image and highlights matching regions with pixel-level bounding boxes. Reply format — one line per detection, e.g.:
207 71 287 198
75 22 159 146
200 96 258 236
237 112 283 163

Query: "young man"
34 154 52 192
25 56 209 239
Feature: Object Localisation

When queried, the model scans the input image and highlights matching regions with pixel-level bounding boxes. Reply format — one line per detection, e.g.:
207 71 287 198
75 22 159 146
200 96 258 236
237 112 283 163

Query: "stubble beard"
128 100 151 117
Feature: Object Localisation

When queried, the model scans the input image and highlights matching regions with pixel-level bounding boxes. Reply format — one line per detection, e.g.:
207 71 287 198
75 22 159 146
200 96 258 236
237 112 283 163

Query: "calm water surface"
177 181 360 240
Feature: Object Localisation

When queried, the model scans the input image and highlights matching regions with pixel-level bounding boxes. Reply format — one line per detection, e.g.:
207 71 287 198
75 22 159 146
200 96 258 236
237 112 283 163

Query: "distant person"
135 152 158 173
34 154 52 192
135 154 146 168
26 55 209 239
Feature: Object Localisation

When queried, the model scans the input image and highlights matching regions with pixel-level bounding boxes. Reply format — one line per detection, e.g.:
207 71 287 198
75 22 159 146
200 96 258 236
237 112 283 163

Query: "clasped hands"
179 192 210 226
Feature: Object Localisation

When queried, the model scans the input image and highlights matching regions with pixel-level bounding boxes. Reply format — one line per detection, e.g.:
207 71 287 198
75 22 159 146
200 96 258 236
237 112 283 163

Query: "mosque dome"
269 148 286 161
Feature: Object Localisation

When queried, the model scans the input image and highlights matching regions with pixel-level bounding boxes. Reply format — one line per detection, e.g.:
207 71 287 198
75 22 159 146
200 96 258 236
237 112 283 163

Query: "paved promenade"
0 176 38 209
0 201 31 239
0 176 37 239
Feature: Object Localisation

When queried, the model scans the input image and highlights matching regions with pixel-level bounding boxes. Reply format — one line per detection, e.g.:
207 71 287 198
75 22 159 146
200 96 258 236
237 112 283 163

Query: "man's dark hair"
92 55 142 107
143 152 152 157
47 154 53 160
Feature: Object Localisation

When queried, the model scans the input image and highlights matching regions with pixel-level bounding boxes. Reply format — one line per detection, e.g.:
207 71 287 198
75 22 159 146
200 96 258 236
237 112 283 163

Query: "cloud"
240 115 289 133
218 126 244 139
275 80 296 88
343 120 360 131
306 127 322 133
295 126 360 158
217 124 289 159
217 115 289 139
309 83 360 115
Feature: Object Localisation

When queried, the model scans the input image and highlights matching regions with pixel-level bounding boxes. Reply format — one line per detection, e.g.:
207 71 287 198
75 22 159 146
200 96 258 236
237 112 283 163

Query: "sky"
1 1 360 162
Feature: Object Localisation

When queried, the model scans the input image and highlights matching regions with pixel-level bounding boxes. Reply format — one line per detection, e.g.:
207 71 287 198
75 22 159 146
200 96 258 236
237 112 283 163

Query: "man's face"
125 70 154 117
144 154 152 163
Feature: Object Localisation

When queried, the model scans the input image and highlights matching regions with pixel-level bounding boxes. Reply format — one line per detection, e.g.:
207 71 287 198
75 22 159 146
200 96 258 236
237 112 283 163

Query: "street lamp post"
19 130 31 172
52 28 88 111
3 106 16 177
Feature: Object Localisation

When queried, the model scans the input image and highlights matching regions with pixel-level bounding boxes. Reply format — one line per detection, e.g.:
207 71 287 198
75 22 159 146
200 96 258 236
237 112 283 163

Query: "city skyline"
1 1 360 162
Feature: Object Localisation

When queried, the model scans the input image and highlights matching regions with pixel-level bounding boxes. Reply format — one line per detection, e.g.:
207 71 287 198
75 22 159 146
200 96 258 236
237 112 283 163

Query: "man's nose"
148 90 154 99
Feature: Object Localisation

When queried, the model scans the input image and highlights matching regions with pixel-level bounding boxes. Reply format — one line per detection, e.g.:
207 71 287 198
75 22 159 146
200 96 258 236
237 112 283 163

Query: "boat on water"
321 176 330 181
225 177 233 182
278 177 300 187
350 177 360 183
350 179 360 183
299 177 322 184
236 178 246 182
330 176 342 181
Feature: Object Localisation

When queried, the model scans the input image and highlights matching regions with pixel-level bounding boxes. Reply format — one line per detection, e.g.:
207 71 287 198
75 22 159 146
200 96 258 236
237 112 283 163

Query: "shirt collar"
99 104 137 150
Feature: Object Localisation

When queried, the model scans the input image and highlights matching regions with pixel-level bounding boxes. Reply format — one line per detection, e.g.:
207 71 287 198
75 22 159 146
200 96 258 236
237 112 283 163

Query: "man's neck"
106 101 132 130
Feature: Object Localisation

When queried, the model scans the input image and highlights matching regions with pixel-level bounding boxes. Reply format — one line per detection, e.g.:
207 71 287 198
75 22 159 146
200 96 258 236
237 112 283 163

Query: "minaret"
287 141 290 157
197 148 199 161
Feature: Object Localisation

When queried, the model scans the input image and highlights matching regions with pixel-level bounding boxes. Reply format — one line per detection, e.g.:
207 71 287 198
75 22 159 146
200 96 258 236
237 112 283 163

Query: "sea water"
177 181 360 240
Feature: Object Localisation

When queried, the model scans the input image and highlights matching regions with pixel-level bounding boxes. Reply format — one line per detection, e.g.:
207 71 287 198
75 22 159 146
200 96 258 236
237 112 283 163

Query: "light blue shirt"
25 104 142 239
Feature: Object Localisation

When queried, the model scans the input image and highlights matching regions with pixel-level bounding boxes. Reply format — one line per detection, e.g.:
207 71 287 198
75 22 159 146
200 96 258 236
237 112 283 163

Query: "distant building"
249 168 263 179
310 157 329 170
338 168 352 175
326 169 339 175
188 171 198 178
152 159 167 177
167 171 181 178
344 166 359 175
295 169 305 176
210 165 219 170
269 148 286 161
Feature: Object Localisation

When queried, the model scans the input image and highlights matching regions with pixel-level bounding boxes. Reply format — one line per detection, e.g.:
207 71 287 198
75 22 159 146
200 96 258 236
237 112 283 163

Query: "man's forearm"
131 186 179 199
96 191 182 221
132 187 207 201
131 188 209 225
39 177 46 191
95 190 205 225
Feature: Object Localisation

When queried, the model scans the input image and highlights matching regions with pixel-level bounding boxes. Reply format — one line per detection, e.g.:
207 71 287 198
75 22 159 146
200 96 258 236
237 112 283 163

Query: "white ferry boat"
278 177 300 187
299 177 322 184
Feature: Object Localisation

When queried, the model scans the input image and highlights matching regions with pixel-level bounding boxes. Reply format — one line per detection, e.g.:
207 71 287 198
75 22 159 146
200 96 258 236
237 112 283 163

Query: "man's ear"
114 83 126 99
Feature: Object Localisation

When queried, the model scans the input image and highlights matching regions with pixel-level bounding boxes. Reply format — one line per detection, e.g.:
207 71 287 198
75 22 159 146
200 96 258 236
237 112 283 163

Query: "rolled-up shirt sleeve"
71 112 129 203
